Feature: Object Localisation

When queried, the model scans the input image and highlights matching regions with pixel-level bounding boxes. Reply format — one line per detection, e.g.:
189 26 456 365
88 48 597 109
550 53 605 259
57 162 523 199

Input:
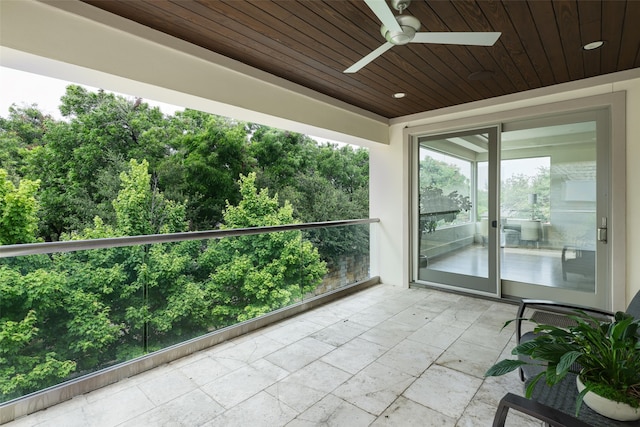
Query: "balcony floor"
6 285 542 426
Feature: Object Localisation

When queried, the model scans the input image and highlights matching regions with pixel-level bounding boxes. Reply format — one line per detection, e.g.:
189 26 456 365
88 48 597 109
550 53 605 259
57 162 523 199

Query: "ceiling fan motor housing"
381 14 421 45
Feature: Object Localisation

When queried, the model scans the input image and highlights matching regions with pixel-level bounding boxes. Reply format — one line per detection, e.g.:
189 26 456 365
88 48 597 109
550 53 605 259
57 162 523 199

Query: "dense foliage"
0 86 369 242
0 87 365 401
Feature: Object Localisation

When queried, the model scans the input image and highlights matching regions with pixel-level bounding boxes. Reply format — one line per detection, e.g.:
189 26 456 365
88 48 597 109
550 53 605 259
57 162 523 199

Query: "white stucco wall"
374 73 640 310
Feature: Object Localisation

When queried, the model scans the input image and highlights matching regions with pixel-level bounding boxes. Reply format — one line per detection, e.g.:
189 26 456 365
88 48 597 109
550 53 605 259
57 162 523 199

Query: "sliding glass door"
499 110 609 308
414 127 500 297
413 109 611 309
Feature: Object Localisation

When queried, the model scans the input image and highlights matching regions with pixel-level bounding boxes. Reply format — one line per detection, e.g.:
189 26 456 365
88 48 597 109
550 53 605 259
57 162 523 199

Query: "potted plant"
485 310 640 421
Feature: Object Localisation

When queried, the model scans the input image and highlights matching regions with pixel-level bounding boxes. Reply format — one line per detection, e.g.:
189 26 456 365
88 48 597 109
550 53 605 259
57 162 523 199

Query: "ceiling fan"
344 0 501 73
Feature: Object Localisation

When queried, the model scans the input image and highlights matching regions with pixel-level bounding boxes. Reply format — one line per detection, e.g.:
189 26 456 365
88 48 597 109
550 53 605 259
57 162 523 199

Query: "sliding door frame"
405 91 626 311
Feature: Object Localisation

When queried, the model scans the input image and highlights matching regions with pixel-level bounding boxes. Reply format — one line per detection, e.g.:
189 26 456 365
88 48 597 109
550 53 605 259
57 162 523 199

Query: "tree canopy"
0 85 366 403
0 85 368 244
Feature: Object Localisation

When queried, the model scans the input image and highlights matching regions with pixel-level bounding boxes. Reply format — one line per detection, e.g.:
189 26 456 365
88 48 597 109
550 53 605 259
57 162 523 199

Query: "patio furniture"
493 374 634 427
520 219 541 247
493 293 640 426
515 293 640 381
493 392 591 427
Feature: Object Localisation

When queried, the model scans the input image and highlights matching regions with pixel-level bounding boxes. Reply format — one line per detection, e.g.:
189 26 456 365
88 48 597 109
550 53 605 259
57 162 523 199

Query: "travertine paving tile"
436 337 504 378
388 306 434 329
119 389 224 427
262 319 326 345
333 361 415 415
137 369 197 405
176 354 235 386
265 360 351 412
214 334 285 364
403 364 483 419
321 337 388 374
458 321 514 351
359 319 418 348
473 372 525 407
371 396 456 427
200 359 287 408
310 318 369 346
376 339 443 377
204 391 297 427
286 394 376 427
84 386 156 426
264 337 335 372
431 304 490 329
407 320 467 350
457 397 543 427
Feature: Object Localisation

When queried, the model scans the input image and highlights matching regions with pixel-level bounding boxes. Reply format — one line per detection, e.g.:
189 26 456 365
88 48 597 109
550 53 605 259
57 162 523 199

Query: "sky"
0 66 343 147
0 66 182 120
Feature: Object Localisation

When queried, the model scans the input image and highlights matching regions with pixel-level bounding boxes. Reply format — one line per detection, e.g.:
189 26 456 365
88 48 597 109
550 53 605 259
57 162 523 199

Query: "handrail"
0 218 380 258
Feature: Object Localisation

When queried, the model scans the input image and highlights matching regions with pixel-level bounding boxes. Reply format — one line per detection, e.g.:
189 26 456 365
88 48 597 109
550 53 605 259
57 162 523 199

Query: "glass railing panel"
144 228 324 350
0 219 378 405
304 223 371 297
0 247 145 404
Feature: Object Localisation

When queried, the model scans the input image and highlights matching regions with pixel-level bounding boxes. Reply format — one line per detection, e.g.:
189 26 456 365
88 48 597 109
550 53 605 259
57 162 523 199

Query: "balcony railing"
0 218 379 424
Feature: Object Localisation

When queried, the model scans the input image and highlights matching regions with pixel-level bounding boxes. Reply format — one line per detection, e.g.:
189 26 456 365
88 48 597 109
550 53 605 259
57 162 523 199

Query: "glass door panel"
415 127 499 296
500 110 608 309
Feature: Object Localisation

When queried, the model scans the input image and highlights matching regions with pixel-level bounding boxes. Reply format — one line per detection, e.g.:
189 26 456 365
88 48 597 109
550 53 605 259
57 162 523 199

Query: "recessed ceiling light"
583 40 604 50
393 92 406 99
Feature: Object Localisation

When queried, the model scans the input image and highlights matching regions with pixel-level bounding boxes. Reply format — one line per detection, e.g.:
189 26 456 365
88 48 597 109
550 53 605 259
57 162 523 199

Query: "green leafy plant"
485 311 640 416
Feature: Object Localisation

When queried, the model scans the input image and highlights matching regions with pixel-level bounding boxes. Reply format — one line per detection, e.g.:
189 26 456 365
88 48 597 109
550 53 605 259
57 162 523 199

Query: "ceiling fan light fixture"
583 40 604 51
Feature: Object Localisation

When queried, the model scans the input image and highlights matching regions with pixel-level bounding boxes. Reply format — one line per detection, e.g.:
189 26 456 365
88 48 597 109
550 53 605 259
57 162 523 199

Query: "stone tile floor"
6 285 543 426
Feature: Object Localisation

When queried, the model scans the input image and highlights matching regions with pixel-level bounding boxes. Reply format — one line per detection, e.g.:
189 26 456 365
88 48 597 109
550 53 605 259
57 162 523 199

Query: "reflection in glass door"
415 127 499 297
499 111 608 309
413 110 610 309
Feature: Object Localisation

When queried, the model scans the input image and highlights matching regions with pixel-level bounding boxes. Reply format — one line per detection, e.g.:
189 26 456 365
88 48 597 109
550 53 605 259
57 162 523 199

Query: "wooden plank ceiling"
82 0 640 119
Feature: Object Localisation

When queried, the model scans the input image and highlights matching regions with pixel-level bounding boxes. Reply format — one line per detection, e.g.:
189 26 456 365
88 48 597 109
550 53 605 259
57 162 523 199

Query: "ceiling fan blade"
344 42 394 73
412 32 501 46
364 0 402 33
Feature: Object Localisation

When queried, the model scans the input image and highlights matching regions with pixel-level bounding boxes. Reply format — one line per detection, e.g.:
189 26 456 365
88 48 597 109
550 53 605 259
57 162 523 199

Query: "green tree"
419 155 469 196
249 127 317 190
26 86 169 240
62 159 201 356
0 170 40 244
501 166 550 222
157 111 251 230
316 143 369 200
0 104 51 149
419 155 471 230
199 173 327 325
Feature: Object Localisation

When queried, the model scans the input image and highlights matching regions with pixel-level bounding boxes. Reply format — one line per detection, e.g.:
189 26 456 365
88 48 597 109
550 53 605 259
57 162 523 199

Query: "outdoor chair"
492 291 640 426
493 393 591 427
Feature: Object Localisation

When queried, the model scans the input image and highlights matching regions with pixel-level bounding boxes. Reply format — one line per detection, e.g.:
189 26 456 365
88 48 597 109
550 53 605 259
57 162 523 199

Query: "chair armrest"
516 299 613 344
493 393 591 427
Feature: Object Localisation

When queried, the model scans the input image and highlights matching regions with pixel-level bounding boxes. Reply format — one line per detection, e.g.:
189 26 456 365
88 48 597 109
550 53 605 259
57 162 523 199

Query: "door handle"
597 228 607 243
597 217 607 243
